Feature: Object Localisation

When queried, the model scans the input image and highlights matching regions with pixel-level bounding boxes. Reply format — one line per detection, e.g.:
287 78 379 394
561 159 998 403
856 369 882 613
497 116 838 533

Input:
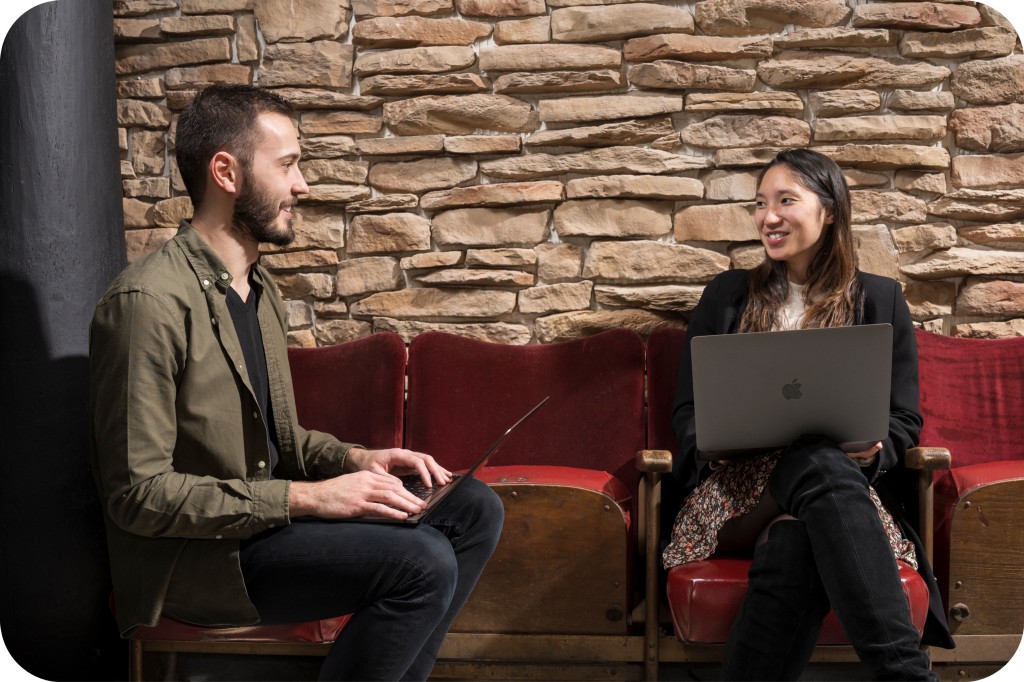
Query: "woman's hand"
842 441 882 468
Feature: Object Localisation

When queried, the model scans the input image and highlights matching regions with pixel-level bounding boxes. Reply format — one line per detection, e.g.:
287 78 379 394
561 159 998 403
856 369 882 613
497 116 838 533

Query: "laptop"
355 395 550 524
690 324 892 458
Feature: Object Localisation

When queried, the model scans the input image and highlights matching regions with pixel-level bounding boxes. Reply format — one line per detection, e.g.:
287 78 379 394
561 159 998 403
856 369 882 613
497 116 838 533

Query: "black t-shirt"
225 278 280 475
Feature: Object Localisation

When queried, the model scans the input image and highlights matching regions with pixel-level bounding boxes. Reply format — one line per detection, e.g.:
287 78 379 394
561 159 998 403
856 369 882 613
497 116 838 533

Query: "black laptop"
355 396 550 524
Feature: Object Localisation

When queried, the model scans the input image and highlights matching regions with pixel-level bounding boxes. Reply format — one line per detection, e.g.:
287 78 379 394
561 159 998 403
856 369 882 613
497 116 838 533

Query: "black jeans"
721 436 936 681
239 477 503 681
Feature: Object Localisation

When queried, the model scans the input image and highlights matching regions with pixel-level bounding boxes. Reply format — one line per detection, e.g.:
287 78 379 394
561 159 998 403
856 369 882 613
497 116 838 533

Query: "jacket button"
252 411 259 419
202 279 210 287
219 272 229 280
257 461 266 469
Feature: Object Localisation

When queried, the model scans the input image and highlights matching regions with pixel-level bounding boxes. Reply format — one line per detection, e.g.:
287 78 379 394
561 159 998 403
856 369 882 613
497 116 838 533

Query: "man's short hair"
175 84 294 210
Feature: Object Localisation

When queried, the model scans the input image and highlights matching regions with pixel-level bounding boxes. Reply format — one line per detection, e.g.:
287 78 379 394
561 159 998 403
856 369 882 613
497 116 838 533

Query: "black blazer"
669 268 954 649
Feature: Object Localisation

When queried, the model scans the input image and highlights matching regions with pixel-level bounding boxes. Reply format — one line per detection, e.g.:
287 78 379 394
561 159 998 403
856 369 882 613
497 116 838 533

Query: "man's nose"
292 168 309 195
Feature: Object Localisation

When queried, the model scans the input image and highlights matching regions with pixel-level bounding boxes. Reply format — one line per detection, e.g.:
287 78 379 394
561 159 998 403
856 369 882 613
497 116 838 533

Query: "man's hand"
289 471 428 521
287 448 453 521
345 447 452 488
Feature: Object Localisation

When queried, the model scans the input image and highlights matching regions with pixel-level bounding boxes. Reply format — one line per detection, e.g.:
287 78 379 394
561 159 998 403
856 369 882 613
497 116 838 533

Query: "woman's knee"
755 513 799 546
770 436 867 509
750 519 821 588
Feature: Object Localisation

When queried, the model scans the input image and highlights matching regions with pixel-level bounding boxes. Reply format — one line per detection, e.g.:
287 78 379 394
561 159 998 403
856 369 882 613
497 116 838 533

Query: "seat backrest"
288 332 406 449
645 325 688 455
916 329 1024 467
406 329 646 492
644 325 689 537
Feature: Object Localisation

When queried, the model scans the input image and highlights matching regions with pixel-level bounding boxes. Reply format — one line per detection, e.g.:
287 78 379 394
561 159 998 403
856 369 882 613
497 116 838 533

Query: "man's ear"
209 151 240 196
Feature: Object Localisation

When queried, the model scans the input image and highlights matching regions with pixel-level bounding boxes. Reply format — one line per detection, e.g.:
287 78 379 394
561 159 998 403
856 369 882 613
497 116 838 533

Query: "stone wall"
114 0 1024 345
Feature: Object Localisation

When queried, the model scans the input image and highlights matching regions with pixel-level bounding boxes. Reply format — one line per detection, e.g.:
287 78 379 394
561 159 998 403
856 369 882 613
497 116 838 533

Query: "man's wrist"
342 447 365 473
288 480 317 517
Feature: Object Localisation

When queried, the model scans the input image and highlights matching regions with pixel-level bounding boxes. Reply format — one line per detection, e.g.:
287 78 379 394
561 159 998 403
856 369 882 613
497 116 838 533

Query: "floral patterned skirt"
662 452 918 570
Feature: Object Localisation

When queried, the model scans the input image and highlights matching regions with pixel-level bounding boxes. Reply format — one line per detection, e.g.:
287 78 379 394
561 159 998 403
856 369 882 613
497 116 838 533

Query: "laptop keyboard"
401 474 461 500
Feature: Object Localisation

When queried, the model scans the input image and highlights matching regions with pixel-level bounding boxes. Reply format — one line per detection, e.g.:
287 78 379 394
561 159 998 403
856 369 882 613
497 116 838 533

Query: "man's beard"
233 174 296 247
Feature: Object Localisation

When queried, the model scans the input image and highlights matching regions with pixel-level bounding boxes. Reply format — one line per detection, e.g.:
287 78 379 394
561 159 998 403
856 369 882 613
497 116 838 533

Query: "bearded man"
90 84 503 680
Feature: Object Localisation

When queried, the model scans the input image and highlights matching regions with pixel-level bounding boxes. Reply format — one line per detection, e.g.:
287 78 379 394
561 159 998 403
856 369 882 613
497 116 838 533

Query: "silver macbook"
691 324 892 458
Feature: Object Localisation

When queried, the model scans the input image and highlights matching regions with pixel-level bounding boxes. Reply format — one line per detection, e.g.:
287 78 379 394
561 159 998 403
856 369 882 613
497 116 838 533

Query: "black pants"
721 436 936 681
239 478 503 681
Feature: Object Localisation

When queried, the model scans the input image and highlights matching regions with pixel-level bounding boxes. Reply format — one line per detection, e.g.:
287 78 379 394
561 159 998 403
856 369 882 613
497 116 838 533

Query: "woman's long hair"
739 148 864 333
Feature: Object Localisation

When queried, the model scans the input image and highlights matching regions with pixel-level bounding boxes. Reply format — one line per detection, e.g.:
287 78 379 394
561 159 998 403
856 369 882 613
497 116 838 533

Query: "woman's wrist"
857 452 879 468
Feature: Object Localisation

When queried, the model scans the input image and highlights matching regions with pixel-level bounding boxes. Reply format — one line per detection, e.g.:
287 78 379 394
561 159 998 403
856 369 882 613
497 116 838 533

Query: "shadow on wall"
0 275 125 680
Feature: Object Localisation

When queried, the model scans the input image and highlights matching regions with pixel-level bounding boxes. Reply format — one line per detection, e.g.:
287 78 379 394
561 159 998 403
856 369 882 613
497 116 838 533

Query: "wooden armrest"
636 448 669 679
637 449 673 473
907 446 950 565
905 446 951 471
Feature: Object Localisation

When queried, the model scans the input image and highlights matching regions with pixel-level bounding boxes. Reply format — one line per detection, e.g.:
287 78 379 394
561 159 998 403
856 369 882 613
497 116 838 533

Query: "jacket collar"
172 220 268 294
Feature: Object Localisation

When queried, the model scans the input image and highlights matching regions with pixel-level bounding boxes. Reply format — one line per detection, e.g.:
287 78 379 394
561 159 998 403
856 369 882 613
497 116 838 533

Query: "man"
90 84 504 680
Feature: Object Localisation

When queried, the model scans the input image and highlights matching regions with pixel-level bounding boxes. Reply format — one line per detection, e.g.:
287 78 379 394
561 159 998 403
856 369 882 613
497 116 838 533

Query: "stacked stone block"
114 0 1024 345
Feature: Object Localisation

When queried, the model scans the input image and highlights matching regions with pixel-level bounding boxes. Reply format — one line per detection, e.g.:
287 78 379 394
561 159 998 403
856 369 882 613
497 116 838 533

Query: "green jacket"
90 222 356 635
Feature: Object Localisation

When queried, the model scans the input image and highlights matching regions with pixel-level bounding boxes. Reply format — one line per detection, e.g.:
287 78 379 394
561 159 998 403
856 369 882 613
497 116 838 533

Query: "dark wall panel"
1 1 126 678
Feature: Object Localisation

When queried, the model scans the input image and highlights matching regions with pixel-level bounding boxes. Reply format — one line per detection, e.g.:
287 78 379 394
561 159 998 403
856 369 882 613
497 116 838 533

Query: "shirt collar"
174 220 264 294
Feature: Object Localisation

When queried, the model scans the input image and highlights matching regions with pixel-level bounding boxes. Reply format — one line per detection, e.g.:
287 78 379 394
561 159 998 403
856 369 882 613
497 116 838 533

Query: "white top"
778 281 807 331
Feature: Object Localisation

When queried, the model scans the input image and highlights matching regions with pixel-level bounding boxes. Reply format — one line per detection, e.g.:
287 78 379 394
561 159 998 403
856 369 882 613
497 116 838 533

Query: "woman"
665 149 953 680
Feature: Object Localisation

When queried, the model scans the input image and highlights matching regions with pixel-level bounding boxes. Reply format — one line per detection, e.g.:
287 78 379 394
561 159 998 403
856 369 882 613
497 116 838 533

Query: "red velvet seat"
666 559 928 645
129 615 350 644
475 464 632 515
917 330 1024 653
288 331 407 450
405 329 647 642
406 329 646 494
644 326 931 645
126 332 407 680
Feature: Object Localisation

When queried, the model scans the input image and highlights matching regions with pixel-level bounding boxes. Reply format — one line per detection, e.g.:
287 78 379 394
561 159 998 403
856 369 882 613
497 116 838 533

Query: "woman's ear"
823 206 835 225
209 151 240 195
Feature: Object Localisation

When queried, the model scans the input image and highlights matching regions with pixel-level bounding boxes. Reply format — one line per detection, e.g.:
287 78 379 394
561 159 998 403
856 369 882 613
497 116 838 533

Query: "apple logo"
782 379 802 400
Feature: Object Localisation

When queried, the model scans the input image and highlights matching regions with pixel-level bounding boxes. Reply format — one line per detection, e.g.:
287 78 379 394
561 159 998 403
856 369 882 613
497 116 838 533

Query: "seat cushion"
934 460 1024 567
129 614 350 643
935 460 1024 507
666 558 928 644
477 464 633 530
